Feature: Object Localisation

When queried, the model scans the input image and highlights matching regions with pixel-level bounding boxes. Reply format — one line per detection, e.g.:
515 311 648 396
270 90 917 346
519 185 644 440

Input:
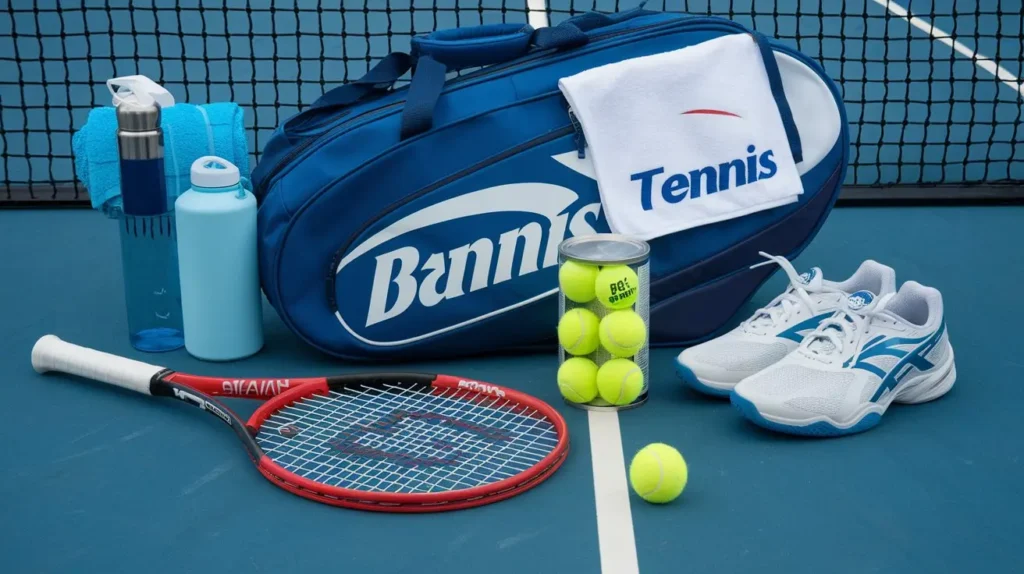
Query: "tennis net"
2 0 1022 206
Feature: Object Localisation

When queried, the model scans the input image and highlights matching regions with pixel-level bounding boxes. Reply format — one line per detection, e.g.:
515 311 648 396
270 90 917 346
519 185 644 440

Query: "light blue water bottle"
116 98 185 352
174 156 264 361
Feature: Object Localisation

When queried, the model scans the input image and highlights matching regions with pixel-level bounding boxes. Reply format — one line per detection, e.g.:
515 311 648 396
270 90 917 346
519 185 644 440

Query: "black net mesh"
2 0 1022 205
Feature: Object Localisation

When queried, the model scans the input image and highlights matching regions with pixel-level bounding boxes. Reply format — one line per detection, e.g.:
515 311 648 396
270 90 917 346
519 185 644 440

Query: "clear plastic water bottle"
174 156 264 361
116 98 185 352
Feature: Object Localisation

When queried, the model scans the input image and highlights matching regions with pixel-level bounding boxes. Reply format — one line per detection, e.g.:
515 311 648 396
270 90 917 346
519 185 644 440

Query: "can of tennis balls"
556 234 650 411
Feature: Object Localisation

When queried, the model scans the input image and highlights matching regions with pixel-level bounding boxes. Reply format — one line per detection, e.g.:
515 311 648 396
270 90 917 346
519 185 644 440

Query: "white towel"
558 33 804 241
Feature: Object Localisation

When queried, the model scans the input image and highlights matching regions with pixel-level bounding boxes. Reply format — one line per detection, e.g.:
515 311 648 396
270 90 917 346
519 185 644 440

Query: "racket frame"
33 335 570 512
241 374 569 512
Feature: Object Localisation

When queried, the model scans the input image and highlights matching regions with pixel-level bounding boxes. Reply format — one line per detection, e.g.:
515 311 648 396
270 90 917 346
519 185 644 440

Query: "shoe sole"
730 354 957 437
674 359 734 398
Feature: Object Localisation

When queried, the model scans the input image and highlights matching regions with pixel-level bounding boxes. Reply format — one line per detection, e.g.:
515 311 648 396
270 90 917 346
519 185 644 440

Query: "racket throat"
153 380 264 462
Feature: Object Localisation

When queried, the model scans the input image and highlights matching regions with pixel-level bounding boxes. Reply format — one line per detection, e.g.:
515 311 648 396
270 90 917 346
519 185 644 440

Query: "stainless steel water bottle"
115 98 185 352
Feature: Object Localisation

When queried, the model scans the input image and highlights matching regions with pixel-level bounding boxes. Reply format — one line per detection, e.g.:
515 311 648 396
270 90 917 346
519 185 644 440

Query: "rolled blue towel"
72 102 250 216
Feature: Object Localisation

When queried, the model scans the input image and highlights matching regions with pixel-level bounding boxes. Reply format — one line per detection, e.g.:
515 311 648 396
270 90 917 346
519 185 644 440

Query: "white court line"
589 410 639 574
527 0 550 29
871 0 1024 98
529 0 635 566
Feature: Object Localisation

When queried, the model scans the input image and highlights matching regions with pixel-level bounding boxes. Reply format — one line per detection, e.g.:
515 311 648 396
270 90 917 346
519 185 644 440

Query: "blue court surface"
2 205 1022 573
3 0 1024 572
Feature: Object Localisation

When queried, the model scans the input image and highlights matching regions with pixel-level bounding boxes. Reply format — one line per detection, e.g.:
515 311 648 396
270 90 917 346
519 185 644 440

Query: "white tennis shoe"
730 281 956 436
674 252 897 397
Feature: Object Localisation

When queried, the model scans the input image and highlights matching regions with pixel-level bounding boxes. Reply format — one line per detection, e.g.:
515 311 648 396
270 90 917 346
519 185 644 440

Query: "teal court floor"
2 205 1021 573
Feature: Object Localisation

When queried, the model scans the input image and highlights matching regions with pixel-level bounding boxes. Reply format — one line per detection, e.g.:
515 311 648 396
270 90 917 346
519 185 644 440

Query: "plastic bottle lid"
107 75 175 108
190 156 241 189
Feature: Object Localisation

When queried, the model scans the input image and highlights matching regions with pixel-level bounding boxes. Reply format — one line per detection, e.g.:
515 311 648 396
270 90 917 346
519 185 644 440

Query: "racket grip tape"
31 335 165 395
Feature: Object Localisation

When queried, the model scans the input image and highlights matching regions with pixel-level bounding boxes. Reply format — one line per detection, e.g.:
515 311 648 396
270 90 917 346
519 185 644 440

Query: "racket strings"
305 387 555 494
265 386 556 493
255 383 560 494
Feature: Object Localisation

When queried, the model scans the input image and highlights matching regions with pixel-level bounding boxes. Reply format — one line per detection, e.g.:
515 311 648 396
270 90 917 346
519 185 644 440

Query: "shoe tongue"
797 267 824 291
807 289 878 354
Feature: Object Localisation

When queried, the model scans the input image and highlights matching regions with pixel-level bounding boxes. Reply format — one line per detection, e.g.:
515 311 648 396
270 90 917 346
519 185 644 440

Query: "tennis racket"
32 335 569 512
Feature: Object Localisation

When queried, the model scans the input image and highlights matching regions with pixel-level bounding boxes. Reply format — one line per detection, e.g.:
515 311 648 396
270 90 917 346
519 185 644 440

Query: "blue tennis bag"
251 7 848 361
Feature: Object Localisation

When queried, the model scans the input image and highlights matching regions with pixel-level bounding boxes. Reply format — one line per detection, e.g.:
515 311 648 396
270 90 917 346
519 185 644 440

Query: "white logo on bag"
334 179 601 343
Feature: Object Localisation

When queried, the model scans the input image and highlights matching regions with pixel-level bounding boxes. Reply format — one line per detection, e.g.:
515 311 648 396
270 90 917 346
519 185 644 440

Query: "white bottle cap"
190 156 241 189
107 75 176 108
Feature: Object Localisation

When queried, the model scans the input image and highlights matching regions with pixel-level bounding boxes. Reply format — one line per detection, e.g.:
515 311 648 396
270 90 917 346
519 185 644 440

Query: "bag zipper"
568 107 587 158
255 102 402 201
255 16 711 200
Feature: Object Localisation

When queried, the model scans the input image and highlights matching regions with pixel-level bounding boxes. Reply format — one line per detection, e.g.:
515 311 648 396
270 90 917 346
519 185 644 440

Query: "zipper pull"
568 108 587 159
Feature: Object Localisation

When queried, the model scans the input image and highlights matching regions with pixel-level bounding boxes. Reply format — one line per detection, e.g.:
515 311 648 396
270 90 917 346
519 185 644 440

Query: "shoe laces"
804 293 893 359
741 252 832 331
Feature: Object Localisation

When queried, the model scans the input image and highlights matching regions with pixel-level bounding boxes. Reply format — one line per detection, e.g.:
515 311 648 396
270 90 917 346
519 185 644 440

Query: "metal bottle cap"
116 99 164 162
116 99 167 215
116 99 162 132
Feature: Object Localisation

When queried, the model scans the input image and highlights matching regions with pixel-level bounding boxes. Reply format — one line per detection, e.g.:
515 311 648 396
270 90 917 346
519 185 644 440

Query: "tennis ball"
596 358 644 405
595 265 639 309
629 443 688 504
599 310 647 358
559 260 600 303
557 357 599 403
557 308 600 356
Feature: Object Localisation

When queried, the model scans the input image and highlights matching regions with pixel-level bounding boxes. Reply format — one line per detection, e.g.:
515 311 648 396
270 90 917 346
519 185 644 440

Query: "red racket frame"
32 335 570 512
202 374 571 512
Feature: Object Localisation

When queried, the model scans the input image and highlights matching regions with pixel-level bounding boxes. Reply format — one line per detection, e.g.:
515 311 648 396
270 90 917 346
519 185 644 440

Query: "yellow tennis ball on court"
599 310 647 358
594 265 639 309
596 358 644 405
557 308 600 356
557 357 599 403
629 443 688 504
559 260 599 303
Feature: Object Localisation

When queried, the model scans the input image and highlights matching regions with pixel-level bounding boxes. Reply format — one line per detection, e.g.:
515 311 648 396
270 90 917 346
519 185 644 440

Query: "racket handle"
32 335 165 395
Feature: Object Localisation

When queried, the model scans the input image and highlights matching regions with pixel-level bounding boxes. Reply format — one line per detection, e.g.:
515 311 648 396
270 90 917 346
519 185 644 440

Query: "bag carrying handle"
400 6 655 139
284 7 657 140
409 6 654 70
283 52 412 137
409 23 536 70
